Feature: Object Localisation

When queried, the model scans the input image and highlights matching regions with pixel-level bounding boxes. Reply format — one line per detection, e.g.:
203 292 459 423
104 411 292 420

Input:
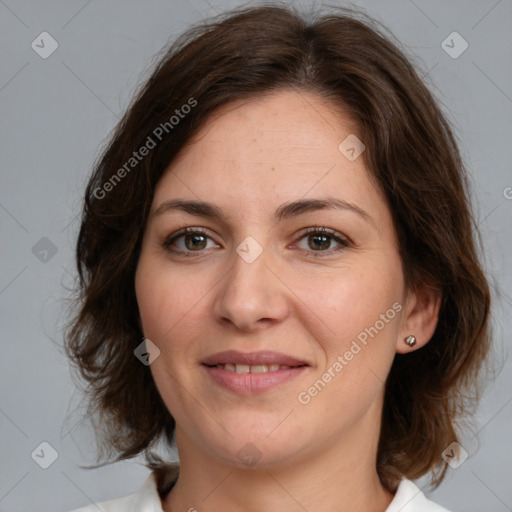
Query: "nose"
212 241 290 332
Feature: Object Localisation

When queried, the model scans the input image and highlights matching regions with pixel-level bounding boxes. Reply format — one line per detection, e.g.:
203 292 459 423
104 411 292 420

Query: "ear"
396 283 442 354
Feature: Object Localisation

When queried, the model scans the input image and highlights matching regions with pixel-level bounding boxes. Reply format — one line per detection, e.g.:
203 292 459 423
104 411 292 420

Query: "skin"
135 89 441 512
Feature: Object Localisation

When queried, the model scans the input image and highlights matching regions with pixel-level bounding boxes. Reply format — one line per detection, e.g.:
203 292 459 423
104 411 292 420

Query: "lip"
201 350 308 367
201 350 309 394
202 365 308 394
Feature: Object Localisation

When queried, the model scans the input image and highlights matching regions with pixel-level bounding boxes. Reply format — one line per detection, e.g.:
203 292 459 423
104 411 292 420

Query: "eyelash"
162 226 350 258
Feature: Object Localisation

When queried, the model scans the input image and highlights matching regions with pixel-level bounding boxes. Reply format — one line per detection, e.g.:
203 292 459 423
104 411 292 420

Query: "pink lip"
202 365 308 394
201 350 308 367
201 350 309 394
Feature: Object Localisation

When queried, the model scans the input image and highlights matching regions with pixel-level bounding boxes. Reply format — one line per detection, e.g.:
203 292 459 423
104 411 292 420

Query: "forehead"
174 89 360 167
152 89 383 221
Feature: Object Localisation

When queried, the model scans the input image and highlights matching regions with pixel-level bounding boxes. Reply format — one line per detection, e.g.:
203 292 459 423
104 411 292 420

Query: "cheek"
135 256 199 414
135 252 219 379
298 265 402 349
135 254 191 341
302 270 403 410
296 272 401 416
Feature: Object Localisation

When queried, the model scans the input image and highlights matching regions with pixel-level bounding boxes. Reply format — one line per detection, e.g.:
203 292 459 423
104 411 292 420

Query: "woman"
66 4 491 511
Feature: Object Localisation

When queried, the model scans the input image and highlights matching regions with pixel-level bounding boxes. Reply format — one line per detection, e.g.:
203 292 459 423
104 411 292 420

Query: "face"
135 89 409 470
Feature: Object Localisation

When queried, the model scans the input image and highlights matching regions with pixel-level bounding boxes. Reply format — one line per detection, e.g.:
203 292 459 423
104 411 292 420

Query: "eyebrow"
152 197 374 227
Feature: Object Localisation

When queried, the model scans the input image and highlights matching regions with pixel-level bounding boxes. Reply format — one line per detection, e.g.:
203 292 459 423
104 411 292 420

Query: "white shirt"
69 471 451 512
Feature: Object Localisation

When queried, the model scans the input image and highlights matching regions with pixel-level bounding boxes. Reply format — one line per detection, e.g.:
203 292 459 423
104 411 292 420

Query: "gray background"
1 0 511 511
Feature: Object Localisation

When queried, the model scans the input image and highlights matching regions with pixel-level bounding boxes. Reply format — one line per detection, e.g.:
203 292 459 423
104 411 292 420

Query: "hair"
64 2 491 491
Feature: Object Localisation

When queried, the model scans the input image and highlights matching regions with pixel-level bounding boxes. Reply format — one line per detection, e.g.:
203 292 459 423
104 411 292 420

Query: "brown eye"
296 227 349 256
163 227 218 255
182 232 208 250
307 232 331 251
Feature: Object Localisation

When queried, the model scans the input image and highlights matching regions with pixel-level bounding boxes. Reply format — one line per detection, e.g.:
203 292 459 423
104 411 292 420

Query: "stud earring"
404 335 417 347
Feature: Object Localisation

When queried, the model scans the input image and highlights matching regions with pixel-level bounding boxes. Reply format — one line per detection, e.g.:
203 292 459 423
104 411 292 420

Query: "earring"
404 335 417 347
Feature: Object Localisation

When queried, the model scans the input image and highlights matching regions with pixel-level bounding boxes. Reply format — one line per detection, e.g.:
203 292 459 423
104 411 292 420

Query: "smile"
212 363 294 373
201 350 308 393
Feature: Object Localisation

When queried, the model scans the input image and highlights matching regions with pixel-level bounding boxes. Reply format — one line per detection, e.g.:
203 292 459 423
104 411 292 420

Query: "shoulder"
386 479 452 512
68 472 164 512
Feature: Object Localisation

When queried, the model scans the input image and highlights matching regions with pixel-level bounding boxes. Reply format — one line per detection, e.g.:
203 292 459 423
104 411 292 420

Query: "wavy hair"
64 3 491 491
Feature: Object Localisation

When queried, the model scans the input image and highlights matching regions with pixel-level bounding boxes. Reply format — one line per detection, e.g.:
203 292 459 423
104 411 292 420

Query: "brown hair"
65 3 491 490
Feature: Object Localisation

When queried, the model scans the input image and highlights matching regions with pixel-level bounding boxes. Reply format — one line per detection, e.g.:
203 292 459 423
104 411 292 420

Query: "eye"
163 227 219 256
162 225 350 258
294 227 349 257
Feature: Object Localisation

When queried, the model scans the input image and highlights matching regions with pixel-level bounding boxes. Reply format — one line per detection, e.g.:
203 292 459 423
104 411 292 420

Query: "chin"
196 422 310 471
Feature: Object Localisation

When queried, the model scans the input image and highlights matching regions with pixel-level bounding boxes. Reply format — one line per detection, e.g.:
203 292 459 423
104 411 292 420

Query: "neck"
162 405 394 512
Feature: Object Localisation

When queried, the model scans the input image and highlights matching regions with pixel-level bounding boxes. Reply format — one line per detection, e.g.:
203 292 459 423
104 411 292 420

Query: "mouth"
201 350 309 394
201 349 308 367
206 363 302 373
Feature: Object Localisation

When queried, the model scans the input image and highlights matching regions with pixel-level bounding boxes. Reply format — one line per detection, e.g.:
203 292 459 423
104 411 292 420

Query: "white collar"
385 478 451 511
